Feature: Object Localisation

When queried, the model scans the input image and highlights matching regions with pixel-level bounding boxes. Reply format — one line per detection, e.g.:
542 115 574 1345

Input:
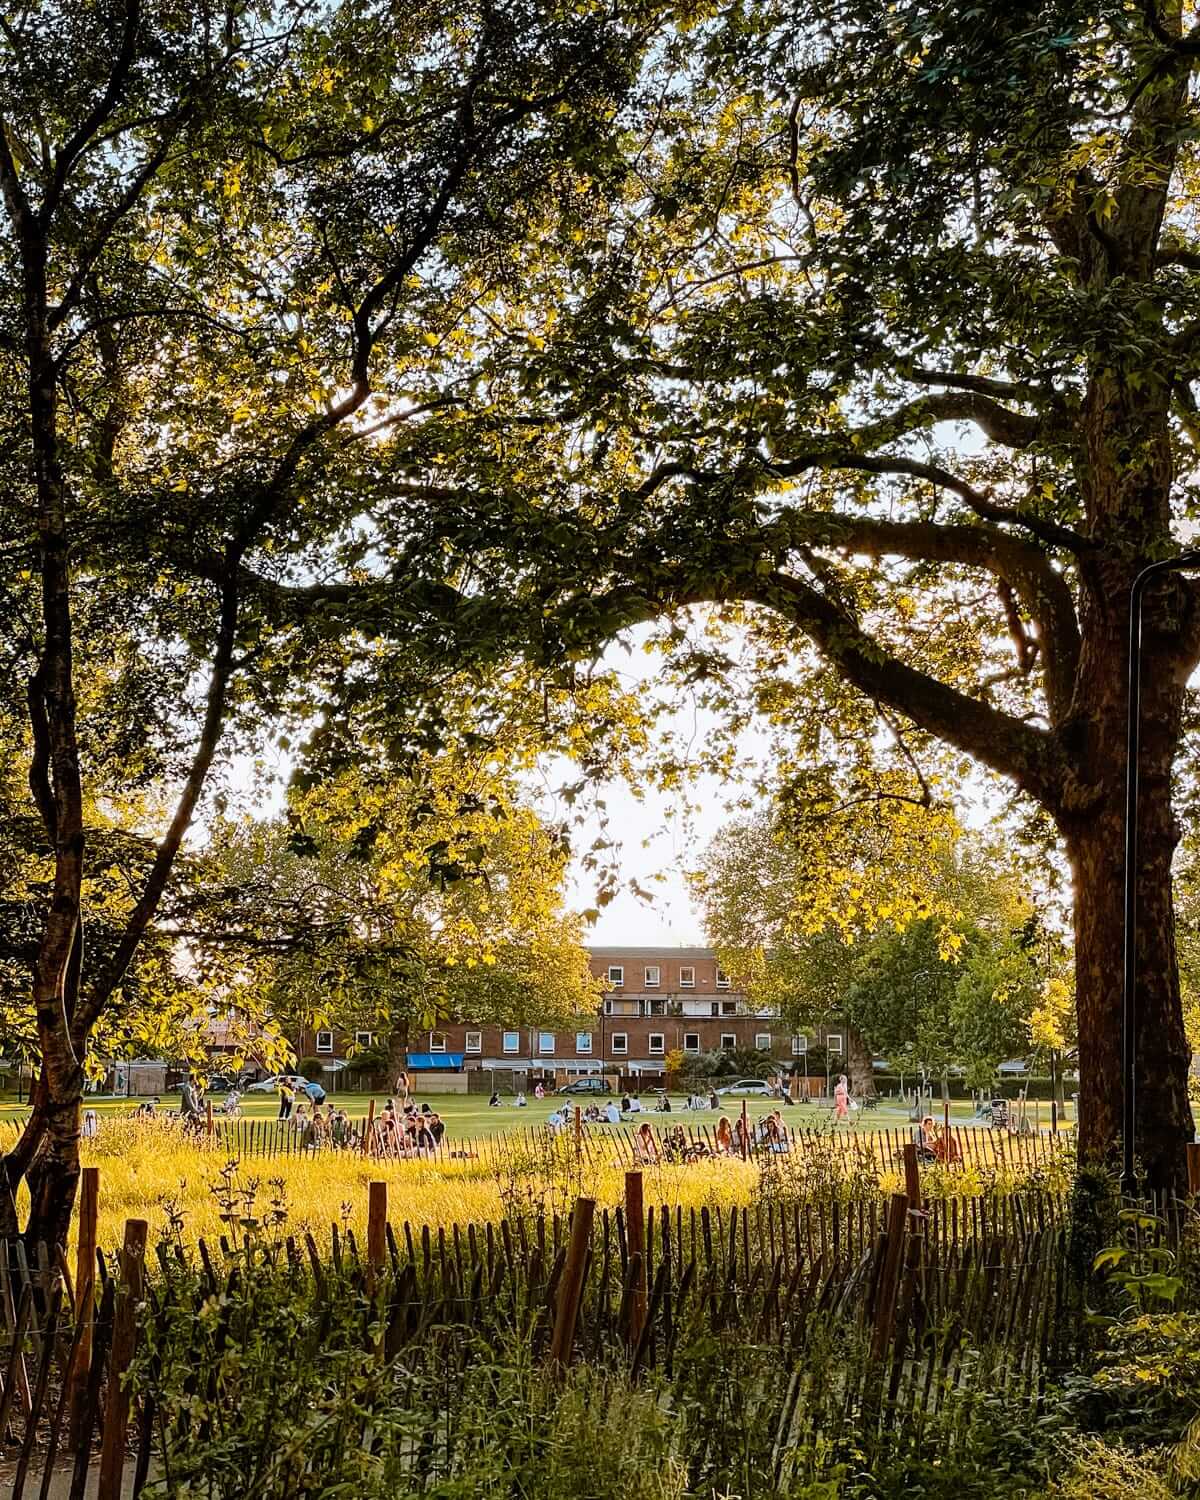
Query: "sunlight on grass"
81 1118 761 1251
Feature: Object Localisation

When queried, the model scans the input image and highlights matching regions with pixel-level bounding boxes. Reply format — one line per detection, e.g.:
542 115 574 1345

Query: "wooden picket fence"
0 1111 1075 1175
0 1145 1089 1496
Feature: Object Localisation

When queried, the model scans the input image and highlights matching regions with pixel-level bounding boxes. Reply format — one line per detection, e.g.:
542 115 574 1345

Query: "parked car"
245 1073 326 1102
716 1079 774 1098
558 1077 612 1095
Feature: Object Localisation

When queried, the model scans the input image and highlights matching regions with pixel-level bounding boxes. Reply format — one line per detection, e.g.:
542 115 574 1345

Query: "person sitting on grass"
489 1090 502 1107
915 1115 939 1165
330 1108 352 1148
428 1111 445 1146
514 1091 527 1108
604 1099 621 1125
633 1120 659 1164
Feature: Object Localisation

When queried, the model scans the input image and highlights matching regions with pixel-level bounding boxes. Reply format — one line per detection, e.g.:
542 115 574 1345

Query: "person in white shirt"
604 1100 621 1125
515 1092 527 1107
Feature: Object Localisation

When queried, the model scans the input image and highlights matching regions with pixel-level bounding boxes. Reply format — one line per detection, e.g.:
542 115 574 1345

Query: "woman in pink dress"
834 1074 850 1123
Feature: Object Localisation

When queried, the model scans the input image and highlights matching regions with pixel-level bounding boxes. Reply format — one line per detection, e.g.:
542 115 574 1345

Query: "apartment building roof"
585 945 717 959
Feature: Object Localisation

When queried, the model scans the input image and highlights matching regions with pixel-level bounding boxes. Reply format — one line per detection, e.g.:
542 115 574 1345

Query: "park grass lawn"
0 1089 1010 1135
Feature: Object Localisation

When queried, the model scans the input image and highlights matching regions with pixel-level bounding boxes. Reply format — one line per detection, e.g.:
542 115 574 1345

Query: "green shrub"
1047 1438 1173 1500
297 1055 325 1081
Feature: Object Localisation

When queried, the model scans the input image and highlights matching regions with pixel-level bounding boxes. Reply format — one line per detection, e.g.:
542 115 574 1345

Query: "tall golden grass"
79 1118 761 1251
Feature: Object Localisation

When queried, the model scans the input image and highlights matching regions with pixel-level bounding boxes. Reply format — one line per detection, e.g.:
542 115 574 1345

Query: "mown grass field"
0 1088 1045 1136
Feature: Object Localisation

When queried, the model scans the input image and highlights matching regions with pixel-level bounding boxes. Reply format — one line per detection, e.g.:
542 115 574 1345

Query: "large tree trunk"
1068 784 1193 1196
846 1026 875 1099
1063 448 1197 1193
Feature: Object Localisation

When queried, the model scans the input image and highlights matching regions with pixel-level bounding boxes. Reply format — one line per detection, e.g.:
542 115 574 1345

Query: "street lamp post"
1122 551 1200 1195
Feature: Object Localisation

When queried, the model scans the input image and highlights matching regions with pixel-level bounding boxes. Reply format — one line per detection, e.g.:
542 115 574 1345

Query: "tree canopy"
695 806 1067 1093
185 755 600 1072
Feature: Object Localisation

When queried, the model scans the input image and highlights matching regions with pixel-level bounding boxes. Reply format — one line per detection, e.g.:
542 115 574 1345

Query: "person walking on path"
834 1074 850 1124
278 1079 294 1121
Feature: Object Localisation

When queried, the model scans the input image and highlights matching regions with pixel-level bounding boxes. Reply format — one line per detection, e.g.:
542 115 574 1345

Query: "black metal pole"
1122 552 1200 1194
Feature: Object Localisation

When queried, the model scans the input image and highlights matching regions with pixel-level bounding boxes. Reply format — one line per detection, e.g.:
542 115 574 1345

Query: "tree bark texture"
846 1027 876 1100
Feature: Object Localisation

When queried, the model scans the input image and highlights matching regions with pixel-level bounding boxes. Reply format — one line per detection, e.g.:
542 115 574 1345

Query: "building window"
576 1033 592 1054
645 965 660 987
755 1033 771 1051
354 1030 373 1049
502 1031 520 1054
315 1030 333 1054
720 1033 736 1051
648 1033 664 1055
791 1034 808 1056
539 1032 555 1055
683 1032 700 1052
608 965 624 987
430 1032 446 1053
716 969 731 989
826 1033 844 1056
465 1031 482 1054
721 1000 737 1016
611 1033 628 1055
679 966 695 987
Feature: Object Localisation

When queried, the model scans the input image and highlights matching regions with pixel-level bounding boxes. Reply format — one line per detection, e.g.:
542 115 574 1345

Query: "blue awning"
407 1052 464 1069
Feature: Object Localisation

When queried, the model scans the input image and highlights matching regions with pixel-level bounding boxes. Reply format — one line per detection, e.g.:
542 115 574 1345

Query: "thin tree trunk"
388 1021 410 1092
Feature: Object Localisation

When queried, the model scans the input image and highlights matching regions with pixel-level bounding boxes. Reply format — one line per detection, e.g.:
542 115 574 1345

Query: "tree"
0 0 669 1241
345 0 1200 1187
182 756 600 1081
697 807 1048 1095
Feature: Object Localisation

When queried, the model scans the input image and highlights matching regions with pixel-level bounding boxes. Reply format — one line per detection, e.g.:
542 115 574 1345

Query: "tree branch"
768 450 1090 554
768 509 1080 721
747 569 1069 811
1139 0 1200 56
40 0 141 226
73 576 241 1043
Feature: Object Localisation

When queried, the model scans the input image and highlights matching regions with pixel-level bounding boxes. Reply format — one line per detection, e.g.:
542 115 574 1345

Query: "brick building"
299 946 842 1086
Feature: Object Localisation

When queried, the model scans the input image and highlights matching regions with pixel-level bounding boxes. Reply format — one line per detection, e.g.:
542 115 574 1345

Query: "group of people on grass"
630 1109 793 1164
370 1097 447 1156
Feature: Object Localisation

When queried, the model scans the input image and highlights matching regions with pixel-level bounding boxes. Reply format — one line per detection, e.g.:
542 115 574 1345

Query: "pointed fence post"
549 1196 595 1373
902 1142 922 1209
98 1218 147 1500
870 1192 909 1363
624 1170 646 1350
361 1098 375 1157
68 1166 99 1450
367 1181 387 1294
